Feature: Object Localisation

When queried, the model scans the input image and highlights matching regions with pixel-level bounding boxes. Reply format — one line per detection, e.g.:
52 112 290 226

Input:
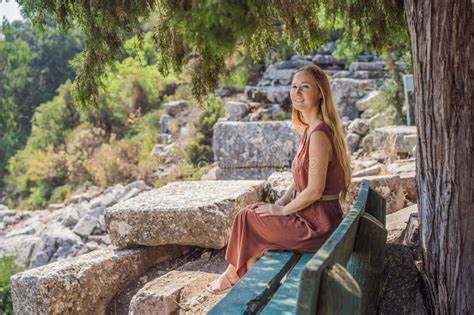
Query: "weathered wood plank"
346 213 388 315
260 253 313 314
208 252 299 315
296 180 369 315
316 263 362 315
246 253 301 314
366 187 386 226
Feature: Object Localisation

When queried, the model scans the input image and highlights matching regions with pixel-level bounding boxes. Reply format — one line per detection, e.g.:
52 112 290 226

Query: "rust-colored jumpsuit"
225 122 345 277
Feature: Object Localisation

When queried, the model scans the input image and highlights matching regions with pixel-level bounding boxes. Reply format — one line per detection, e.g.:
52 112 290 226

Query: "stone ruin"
7 173 422 314
3 40 424 314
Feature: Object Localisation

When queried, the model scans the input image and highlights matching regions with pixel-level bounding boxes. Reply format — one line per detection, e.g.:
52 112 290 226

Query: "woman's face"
290 71 322 112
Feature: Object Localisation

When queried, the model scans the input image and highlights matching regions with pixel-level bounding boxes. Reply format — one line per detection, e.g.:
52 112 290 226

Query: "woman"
206 64 352 294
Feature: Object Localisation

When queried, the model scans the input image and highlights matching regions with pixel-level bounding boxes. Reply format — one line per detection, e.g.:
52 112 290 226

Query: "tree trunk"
403 1 473 314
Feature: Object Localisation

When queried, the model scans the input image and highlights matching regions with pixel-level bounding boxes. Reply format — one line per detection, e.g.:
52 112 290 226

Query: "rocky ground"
106 248 228 315
6 169 423 314
0 180 152 270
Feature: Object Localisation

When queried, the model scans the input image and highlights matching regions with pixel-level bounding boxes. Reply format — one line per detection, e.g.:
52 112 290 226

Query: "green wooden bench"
208 179 387 315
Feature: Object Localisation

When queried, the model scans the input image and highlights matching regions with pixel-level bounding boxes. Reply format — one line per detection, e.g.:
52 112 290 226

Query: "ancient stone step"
105 180 265 248
129 270 222 315
10 245 188 315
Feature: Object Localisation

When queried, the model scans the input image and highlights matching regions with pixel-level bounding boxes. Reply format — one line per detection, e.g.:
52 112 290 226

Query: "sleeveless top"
291 122 345 196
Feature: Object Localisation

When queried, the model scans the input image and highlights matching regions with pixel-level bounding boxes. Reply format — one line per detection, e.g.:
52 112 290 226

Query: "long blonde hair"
291 64 352 201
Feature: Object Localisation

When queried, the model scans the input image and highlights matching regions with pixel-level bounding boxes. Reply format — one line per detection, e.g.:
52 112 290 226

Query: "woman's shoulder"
310 121 332 135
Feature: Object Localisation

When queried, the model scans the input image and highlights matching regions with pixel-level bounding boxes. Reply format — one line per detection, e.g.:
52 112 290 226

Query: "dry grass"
382 134 398 165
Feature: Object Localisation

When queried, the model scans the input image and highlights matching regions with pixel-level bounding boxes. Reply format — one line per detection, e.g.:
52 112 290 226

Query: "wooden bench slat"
366 187 387 226
346 212 388 314
260 253 313 314
208 252 300 315
316 263 362 315
296 180 369 315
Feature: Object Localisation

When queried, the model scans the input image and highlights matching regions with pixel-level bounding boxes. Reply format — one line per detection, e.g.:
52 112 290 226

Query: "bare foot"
206 272 239 295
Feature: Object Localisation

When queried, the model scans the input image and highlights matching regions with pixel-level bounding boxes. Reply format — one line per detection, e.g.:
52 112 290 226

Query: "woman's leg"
207 252 263 294
245 252 264 271
207 202 270 294
206 263 239 293
224 263 240 283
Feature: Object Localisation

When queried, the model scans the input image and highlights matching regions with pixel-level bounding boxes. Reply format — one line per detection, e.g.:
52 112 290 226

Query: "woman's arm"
276 127 303 205
282 131 331 215
276 182 296 206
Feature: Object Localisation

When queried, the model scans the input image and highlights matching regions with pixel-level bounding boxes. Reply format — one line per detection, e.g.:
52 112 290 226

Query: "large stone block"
345 132 361 153
386 204 418 243
0 234 40 268
164 100 188 117
129 270 220 315
266 85 292 104
105 180 265 248
265 171 409 214
11 245 188 315
388 160 417 201
224 101 248 121
330 78 377 119
214 165 287 180
349 61 387 72
373 126 417 153
30 222 84 268
262 65 297 85
212 121 299 169
264 171 294 203
349 175 405 214
356 90 383 112
400 172 417 202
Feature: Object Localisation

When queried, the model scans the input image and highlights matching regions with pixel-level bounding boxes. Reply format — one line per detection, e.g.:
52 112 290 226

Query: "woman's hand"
255 203 286 217
275 197 287 206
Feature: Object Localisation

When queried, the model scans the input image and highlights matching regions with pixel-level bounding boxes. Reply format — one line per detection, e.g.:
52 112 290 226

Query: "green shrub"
380 77 405 124
4 32 181 207
185 95 224 166
221 66 249 92
21 182 50 210
220 50 255 92
184 141 213 167
7 145 69 210
49 184 73 204
5 82 79 209
261 111 290 121
129 110 164 180
64 126 105 185
176 159 214 181
264 38 296 65
84 137 141 188
0 256 26 314
165 84 194 103
25 82 80 152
